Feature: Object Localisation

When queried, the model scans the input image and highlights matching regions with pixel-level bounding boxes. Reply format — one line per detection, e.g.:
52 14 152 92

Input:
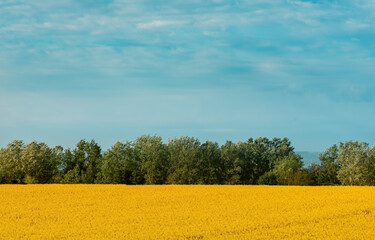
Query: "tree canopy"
1 136 374 185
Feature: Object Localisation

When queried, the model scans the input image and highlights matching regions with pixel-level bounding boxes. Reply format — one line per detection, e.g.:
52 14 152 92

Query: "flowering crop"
0 185 374 239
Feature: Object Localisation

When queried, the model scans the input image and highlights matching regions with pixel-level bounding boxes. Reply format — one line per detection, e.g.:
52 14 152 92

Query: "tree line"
0 136 374 185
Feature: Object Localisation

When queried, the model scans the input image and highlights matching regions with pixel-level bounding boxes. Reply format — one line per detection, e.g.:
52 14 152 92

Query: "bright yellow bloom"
0 185 374 239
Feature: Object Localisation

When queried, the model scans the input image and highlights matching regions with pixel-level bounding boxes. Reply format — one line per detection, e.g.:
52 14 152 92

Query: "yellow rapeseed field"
0 185 375 239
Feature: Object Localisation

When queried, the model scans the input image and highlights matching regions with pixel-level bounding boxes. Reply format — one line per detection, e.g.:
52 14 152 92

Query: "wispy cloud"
345 19 370 30
137 20 187 29
1 0 375 150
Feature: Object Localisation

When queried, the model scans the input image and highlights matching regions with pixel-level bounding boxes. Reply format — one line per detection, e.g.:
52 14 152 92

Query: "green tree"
82 140 102 183
167 136 201 184
98 141 141 184
336 141 368 185
317 145 340 185
273 153 304 185
220 141 241 184
134 135 169 184
197 140 223 184
268 137 296 169
363 146 375 185
307 163 322 185
62 139 102 183
258 171 278 185
20 141 59 184
63 165 81 183
235 141 257 184
0 140 25 183
51 145 64 183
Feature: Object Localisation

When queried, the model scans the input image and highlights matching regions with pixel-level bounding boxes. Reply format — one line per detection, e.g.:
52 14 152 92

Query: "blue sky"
1 0 375 152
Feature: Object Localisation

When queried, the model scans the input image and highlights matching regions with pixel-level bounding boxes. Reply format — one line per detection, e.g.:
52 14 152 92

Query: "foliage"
272 153 304 185
0 140 25 183
336 141 369 185
220 141 241 184
258 172 278 185
167 136 201 184
1 137 375 185
315 145 341 185
97 141 137 184
135 135 169 184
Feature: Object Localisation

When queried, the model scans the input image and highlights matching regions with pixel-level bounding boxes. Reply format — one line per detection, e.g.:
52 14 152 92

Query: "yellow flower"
0 185 374 239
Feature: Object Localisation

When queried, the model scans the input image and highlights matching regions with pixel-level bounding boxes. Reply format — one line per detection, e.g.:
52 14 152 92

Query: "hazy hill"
296 151 321 167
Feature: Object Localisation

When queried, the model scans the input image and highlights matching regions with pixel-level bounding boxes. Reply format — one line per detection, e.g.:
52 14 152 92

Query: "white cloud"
345 19 370 30
202 31 220 37
136 20 187 29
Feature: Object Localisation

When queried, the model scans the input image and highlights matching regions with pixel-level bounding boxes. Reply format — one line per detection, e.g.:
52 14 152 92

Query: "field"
0 185 375 239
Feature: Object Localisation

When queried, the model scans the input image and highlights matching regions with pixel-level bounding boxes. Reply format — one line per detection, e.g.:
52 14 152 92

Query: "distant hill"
296 151 321 167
